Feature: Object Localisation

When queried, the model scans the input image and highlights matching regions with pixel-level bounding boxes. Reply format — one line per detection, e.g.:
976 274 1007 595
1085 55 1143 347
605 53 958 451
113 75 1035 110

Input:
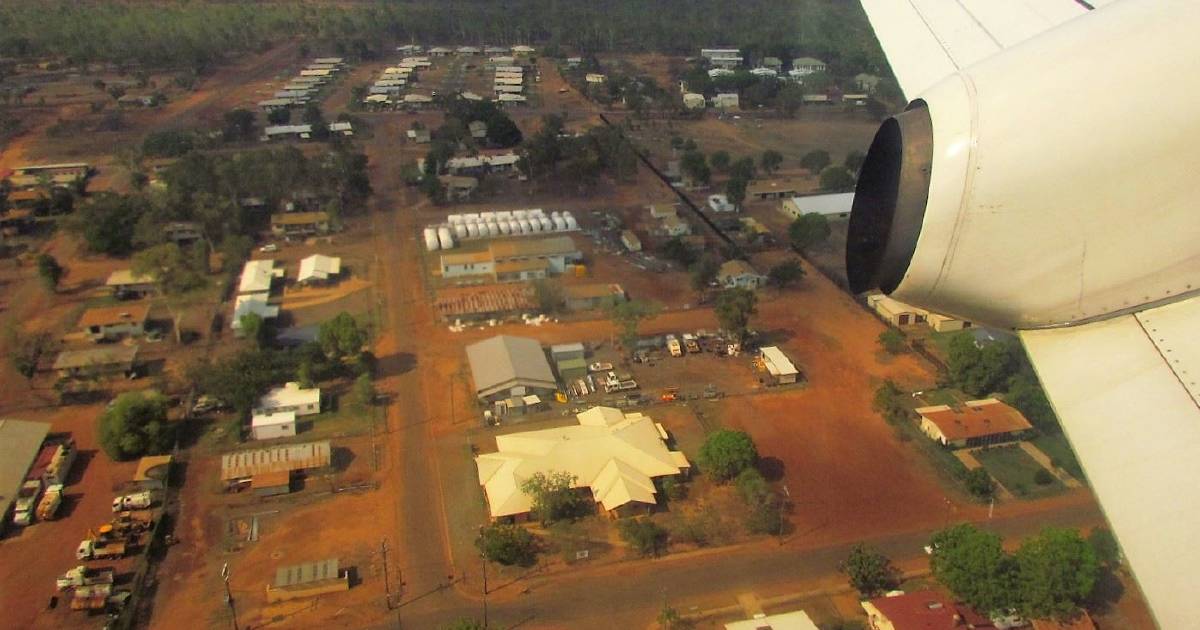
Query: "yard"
1030 433 1086 481
974 444 1066 499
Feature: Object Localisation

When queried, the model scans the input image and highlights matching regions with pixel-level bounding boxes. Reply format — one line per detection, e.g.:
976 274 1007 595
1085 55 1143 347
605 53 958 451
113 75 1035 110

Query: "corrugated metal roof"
0 419 51 517
221 441 331 480
273 558 339 587
466 335 556 398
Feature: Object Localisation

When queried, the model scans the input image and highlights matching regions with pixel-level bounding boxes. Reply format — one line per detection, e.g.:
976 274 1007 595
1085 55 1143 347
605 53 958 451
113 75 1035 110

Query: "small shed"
620 230 642 252
252 470 292 497
759 346 799 385
550 342 585 362
252 411 298 441
266 558 349 603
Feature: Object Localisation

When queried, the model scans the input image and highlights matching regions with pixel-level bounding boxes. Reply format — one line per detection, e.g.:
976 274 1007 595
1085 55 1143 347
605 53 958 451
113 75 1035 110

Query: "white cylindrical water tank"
505 219 519 234
565 215 579 230
519 219 533 233
529 208 545 218
467 222 482 238
453 223 468 239
480 211 496 222
486 221 500 236
529 218 543 233
447 213 464 224
512 210 527 220
437 226 455 249
464 212 480 221
539 216 553 231
552 215 566 231
499 221 512 235
496 210 513 220
423 227 440 251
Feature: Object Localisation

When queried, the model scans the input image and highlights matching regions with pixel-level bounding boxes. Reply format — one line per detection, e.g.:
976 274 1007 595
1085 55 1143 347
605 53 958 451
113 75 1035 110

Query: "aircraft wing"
859 0 1119 99
1020 298 1200 629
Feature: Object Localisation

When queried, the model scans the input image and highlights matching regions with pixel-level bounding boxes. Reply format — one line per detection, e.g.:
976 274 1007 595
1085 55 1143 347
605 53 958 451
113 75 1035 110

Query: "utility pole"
482 555 489 628
381 538 393 609
221 563 240 630
778 484 791 546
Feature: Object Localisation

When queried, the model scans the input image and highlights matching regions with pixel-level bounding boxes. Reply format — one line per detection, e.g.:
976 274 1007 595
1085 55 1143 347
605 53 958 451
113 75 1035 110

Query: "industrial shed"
0 419 51 531
220 441 331 483
466 335 557 402
266 558 349 602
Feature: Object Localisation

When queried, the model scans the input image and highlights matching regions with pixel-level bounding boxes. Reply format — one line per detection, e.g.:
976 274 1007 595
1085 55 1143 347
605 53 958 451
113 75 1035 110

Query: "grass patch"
1030 433 1085 482
975 444 1065 499
296 401 371 440
891 417 973 496
916 388 963 407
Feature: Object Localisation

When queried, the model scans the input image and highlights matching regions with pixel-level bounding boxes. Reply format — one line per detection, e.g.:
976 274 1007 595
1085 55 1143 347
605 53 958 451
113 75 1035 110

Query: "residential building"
6 163 91 190
781 193 854 219
707 194 736 213
497 94 527 104
750 67 778 77
726 610 819 630
620 230 642 252
790 56 827 77
713 93 740 110
251 411 298 441
238 259 283 295
468 120 488 139
466 335 558 402
428 46 452 57
700 48 741 59
564 283 626 311
256 382 321 416
231 293 280 331
270 211 331 238
683 92 706 109
660 214 692 237
862 590 994 630
403 94 434 106
407 128 432 143
708 68 735 79
297 254 342 285
78 303 150 342
456 46 481 55
163 221 203 245
439 175 479 201
220 441 331 482
494 84 524 94
52 346 139 379
105 269 157 298
585 73 606 84
759 346 799 385
917 399 1034 448
0 419 51 531
476 407 690 519
748 179 801 200
510 45 535 56
718 260 766 289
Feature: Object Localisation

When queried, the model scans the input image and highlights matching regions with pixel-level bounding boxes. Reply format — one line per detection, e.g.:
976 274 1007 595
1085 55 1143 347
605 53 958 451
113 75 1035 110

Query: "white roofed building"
759 346 799 385
298 255 342 285
256 382 321 417
238 259 283 294
475 407 690 520
251 411 297 441
231 293 280 331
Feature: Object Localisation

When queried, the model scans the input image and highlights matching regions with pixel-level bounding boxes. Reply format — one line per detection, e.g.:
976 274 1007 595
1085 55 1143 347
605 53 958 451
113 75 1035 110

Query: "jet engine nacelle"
847 0 1200 329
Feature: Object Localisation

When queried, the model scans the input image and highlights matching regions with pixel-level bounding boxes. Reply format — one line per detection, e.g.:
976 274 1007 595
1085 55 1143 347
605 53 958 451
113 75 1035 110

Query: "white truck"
36 484 63 521
111 490 155 512
12 479 42 526
56 565 115 590
666 335 683 357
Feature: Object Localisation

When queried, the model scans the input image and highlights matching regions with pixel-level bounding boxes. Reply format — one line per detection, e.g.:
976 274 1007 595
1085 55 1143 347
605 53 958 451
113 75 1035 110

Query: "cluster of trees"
0 2 885 73
98 390 174 461
930 523 1102 620
788 213 831 253
520 470 588 525
606 299 660 352
714 287 758 343
476 523 537 566
521 115 639 189
799 149 858 192
946 333 1060 436
698 429 782 534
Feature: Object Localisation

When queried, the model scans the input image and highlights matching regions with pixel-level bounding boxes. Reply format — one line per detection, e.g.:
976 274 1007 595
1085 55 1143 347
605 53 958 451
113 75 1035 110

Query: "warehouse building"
0 419 52 534
466 335 557 402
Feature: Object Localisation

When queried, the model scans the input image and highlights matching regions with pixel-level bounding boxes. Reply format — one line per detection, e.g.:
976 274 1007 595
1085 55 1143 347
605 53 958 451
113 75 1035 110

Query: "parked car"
259 243 278 253
111 491 155 512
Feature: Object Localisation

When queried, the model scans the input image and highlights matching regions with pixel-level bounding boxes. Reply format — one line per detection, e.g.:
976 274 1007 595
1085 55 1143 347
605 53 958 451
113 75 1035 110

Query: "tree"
799 149 830 175
1087 527 1121 567
776 82 804 117
441 619 485 630
318 312 366 360
531 279 564 313
521 471 585 524
661 236 698 267
132 243 207 295
760 150 783 174
698 429 758 482
872 380 909 424
964 467 995 499
617 518 668 557
475 523 537 566
877 328 905 354
239 313 268 348
948 333 1018 396
729 157 756 182
689 254 721 292
222 108 256 142
788 213 831 252
607 299 659 351
929 523 1016 613
710 150 731 173
1014 527 1099 619
98 391 174 461
714 287 757 343
845 150 866 175
840 544 901 598
658 605 692 630
766 259 804 288
680 149 710 186
351 372 375 412
36 253 63 292
266 107 291 125
819 166 856 191
725 176 747 208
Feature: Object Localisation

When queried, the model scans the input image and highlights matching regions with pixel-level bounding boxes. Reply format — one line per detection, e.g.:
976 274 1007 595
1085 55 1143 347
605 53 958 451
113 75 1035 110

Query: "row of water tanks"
425 210 579 251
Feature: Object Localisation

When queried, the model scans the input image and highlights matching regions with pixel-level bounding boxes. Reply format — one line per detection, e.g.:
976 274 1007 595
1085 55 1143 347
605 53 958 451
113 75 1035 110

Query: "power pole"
482 555 489 628
381 538 393 609
221 563 240 630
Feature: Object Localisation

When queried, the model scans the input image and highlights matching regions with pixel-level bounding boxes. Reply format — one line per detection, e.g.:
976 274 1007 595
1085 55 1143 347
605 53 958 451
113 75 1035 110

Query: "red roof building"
862 590 994 630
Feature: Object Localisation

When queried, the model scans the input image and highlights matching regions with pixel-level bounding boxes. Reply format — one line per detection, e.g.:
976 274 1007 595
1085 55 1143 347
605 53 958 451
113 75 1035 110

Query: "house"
475 406 690 520
406 127 432 143
163 221 203 245
220 441 331 484
707 194 736 213
494 84 524 94
712 93 740 110
440 250 496 280
867 293 928 326
78 303 150 342
396 44 422 54
762 56 784 71
484 152 521 172
251 411 297 441
7 163 91 190
862 590 997 630
428 46 452 57
256 382 321 417
456 46 481 55
726 610 819 630
466 335 558 402
759 346 799 385
299 69 333 78
718 260 766 289
439 175 479 201
0 419 52 531
781 193 854 219
620 230 642 252
231 293 280 331
238 259 283 295
270 211 331 238
660 214 691 237
701 49 744 68
264 124 314 141
917 399 1034 448
510 45 536 56
494 76 524 86
564 283 626 311
856 73 883 93
585 73 606 84
105 269 157 298
297 254 342 285
312 57 344 66
790 56 827 77
682 92 706 109
748 179 801 200
497 94 527 104
750 67 778 78
329 121 354 137
468 120 488 139
52 346 139 379
566 56 583 67
403 94 434 106
460 91 484 101
708 68 735 79
266 558 349 603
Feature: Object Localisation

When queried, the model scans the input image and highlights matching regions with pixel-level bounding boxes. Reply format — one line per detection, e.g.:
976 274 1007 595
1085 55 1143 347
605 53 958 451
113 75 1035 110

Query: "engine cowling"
847 0 1200 329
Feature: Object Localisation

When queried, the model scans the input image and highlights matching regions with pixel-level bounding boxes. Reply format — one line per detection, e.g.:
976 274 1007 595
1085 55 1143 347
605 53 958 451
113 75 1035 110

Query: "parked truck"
36 484 63 521
666 335 683 357
12 479 42 526
41 439 77 486
56 565 115 591
111 490 155 512
70 584 112 611
76 538 127 561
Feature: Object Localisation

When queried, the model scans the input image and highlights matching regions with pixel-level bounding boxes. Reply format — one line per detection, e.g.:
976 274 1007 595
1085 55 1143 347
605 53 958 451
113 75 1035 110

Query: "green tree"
872 380 909 424
766 259 804 288
680 149 710 186
222 108 256 142
725 176 747 208
351 372 375 412
440 619 484 630
266 107 291 125
1087 527 1121 567
760 150 783 174
964 467 995 499
607 299 660 352
714 287 757 343
776 81 804 117
661 236 698 267
132 242 207 295
36 253 64 292
239 313 268 348
819 165 856 191
698 429 758 482
948 333 1017 396
658 605 692 630
1014 527 1099 619
877 328 905 354
710 150 731 173
617 517 668 557
98 391 174 461
521 470 585 524
729 157 756 182
318 312 366 360
929 523 1015 613
845 150 866 174
799 149 830 175
475 522 537 566
840 544 901 598
788 213 831 252
689 254 721 292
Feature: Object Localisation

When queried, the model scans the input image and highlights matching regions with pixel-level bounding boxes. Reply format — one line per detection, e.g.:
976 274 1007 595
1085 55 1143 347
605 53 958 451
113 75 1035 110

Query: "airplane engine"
846 0 1200 329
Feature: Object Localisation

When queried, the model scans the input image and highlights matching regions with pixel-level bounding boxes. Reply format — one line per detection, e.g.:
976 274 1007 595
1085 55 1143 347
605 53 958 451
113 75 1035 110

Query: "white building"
238 259 283 295
683 93 707 109
707 194 736 213
780 193 854 219
713 93 740 110
256 382 321 417
790 57 827 77
726 610 818 630
251 411 297 440
298 255 342 285
231 293 280 331
718 260 766 289
759 346 799 385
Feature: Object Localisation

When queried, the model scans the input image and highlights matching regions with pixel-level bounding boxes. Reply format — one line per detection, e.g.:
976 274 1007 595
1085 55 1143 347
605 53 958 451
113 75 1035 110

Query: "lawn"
915 388 963 407
1030 433 1086 482
975 444 1065 499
